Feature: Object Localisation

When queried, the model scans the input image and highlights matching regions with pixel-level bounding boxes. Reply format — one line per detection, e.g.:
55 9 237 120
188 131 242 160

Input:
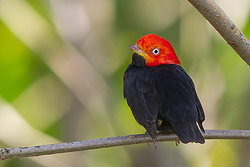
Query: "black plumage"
123 54 205 144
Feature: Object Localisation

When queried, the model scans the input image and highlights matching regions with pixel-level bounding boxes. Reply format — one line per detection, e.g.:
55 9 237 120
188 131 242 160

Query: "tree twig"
0 130 250 160
187 0 250 66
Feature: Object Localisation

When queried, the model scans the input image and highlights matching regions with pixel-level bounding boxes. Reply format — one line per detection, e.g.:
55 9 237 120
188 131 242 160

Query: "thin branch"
187 0 250 66
1 130 250 160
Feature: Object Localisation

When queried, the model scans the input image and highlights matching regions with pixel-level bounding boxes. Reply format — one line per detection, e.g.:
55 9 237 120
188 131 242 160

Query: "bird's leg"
144 131 157 149
144 122 158 149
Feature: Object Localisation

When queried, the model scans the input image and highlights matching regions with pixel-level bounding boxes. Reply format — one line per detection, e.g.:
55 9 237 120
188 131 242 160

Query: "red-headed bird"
123 34 205 145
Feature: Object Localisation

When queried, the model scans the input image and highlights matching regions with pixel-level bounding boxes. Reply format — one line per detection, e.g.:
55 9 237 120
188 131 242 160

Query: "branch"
187 0 250 66
1 130 250 160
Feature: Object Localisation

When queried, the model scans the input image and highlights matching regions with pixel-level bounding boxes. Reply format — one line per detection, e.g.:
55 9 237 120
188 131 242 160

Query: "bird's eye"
152 48 160 55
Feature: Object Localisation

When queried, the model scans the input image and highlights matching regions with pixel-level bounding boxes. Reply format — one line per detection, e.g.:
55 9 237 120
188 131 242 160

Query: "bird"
123 34 205 147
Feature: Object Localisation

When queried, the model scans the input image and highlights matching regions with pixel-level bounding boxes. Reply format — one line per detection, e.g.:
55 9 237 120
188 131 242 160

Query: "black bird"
123 34 205 146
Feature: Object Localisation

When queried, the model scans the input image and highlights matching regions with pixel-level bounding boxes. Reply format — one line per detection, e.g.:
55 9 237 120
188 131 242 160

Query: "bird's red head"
129 34 181 67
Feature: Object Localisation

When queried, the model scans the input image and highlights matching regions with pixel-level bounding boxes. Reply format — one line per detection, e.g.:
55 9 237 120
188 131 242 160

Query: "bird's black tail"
173 123 205 144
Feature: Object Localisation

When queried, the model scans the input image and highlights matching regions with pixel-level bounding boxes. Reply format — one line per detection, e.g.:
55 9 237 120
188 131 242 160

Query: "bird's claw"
145 131 157 149
147 138 157 149
175 140 180 146
152 138 157 150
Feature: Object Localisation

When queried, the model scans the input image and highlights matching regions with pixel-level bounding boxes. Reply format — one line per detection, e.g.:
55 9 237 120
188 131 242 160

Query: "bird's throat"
132 53 146 67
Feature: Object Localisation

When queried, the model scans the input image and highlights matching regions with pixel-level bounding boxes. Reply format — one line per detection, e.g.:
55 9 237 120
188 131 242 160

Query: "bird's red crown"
129 34 181 66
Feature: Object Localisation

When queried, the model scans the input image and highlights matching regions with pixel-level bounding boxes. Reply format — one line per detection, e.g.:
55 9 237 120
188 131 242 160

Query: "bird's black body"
123 54 205 144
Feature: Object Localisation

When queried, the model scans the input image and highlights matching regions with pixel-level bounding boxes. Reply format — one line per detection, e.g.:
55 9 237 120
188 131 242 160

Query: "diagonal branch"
1 130 250 160
187 0 250 66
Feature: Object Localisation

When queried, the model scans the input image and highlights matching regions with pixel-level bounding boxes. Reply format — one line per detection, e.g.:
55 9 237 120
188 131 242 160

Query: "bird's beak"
128 45 145 54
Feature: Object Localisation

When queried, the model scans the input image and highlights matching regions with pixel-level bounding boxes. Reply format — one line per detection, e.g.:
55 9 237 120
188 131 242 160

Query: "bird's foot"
152 137 157 150
144 131 157 149
144 131 151 147
175 140 180 146
146 139 157 149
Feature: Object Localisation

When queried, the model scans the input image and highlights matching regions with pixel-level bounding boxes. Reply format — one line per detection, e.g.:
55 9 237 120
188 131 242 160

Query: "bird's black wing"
124 64 159 138
152 64 205 144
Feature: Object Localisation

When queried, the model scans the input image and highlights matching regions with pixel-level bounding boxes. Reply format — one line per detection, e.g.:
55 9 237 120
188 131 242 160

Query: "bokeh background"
0 0 250 166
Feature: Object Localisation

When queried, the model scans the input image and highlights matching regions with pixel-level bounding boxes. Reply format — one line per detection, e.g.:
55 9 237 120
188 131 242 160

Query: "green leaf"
0 20 48 101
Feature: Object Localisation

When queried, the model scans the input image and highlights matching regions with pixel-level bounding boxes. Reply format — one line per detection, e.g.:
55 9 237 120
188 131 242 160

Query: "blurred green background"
0 0 250 166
